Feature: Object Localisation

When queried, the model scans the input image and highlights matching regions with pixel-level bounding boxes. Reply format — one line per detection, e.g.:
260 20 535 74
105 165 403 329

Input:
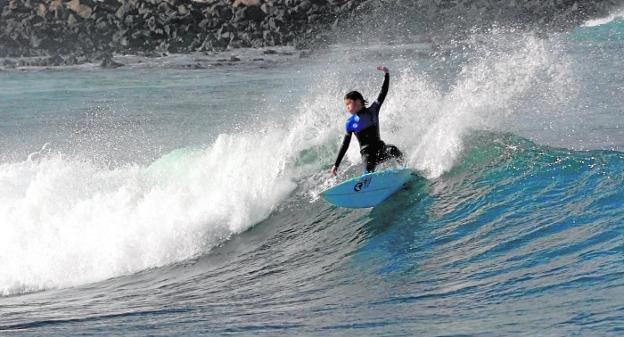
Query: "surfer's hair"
344 91 368 106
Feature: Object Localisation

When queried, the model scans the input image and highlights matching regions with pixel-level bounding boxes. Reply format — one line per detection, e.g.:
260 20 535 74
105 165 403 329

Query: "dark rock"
260 3 272 15
308 14 320 23
100 54 123 68
211 3 232 21
210 37 229 50
47 54 64 66
1 0 615 64
3 58 17 68
29 32 42 48
97 0 120 12
234 5 265 22
267 16 284 31
299 0 312 13
274 8 290 21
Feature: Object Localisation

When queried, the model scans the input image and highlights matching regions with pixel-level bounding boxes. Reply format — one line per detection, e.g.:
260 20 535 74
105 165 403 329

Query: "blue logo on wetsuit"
345 102 379 133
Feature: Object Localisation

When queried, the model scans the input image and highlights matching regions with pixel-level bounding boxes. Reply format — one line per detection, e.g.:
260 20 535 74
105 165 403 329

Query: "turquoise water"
0 12 623 337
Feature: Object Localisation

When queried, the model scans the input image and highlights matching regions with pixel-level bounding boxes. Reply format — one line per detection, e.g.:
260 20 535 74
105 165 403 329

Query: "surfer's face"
344 98 362 114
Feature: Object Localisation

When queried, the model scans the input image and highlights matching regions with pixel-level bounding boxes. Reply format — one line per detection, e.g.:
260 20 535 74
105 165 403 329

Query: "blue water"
1 9 623 337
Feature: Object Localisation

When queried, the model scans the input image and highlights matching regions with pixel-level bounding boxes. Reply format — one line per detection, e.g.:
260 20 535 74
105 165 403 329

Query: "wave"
0 28 576 296
573 7 624 41
582 8 624 27
2 131 622 334
0 132 301 296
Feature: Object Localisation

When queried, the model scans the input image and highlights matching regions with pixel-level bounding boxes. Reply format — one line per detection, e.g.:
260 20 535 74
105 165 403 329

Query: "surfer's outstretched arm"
376 66 390 105
331 133 352 176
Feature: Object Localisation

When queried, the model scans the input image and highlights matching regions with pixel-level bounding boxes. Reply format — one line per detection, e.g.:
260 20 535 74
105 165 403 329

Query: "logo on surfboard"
354 177 372 192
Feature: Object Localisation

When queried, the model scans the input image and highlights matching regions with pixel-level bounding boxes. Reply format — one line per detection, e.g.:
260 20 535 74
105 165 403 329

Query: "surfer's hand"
331 166 337 176
376 66 389 73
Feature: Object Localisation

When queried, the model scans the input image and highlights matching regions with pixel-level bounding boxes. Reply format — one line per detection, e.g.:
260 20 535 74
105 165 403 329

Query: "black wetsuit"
333 73 403 173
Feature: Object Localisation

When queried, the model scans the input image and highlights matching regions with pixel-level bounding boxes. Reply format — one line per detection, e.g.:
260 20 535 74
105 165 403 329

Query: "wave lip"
0 131 298 297
582 8 624 27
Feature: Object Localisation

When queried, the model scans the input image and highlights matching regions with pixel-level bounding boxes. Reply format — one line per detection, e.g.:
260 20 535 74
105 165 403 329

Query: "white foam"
582 8 624 27
0 131 298 296
379 31 571 178
0 30 572 296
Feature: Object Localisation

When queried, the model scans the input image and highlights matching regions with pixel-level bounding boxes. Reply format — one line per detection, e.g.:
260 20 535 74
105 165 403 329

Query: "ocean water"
1 9 623 337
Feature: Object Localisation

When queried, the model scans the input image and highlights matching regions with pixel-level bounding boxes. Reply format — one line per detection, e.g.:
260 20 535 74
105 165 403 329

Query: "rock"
116 3 129 19
100 54 124 68
259 2 272 14
274 8 289 21
66 0 92 19
95 17 109 31
97 0 120 12
209 37 229 50
64 54 78 65
36 3 46 17
146 15 156 31
47 54 64 66
177 4 188 15
3 58 17 68
67 13 78 25
1 0 612 64
48 0 63 12
262 30 280 45
267 16 282 31
308 14 320 23
233 0 261 7
234 5 265 22
299 0 312 12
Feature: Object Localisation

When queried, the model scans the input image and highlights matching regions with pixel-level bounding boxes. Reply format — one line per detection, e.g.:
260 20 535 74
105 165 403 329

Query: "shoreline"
0 45 306 71
0 0 352 66
0 0 619 69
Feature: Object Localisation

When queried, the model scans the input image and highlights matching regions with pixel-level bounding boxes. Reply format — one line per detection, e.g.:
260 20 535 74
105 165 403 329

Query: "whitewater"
1 7 623 337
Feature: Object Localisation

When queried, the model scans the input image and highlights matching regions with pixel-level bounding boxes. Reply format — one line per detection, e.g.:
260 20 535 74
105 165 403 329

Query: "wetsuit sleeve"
334 133 352 168
376 72 390 105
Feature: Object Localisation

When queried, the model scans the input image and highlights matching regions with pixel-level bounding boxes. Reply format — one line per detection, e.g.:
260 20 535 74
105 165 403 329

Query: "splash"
0 131 298 296
582 8 624 27
0 28 576 296
379 30 573 178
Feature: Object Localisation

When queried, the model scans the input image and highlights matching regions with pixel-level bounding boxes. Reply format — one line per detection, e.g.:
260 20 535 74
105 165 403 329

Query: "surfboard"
321 168 413 208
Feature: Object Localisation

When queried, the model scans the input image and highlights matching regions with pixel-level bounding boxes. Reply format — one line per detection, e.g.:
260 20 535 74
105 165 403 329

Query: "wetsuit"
333 73 403 173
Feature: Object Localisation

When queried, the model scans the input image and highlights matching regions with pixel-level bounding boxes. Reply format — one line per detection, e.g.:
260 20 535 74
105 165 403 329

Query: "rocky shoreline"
1 0 362 67
0 0 619 68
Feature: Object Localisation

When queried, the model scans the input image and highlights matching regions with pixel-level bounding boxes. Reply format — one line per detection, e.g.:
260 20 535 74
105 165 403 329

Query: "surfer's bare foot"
376 66 389 73
331 166 337 176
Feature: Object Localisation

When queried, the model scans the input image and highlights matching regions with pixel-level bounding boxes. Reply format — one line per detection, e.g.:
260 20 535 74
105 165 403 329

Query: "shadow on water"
348 174 435 275
363 173 430 237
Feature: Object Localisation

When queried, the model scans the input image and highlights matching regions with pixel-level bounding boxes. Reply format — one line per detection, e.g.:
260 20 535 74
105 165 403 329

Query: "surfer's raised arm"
376 66 389 105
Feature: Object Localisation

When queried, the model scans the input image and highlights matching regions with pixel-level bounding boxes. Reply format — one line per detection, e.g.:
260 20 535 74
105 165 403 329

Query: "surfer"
330 66 403 176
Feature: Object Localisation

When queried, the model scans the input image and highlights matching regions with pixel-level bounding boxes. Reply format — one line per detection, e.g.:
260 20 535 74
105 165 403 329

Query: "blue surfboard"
321 168 413 208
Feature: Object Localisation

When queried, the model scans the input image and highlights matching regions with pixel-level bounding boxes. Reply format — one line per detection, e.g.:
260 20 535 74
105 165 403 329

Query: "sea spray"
0 131 297 296
379 30 574 178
